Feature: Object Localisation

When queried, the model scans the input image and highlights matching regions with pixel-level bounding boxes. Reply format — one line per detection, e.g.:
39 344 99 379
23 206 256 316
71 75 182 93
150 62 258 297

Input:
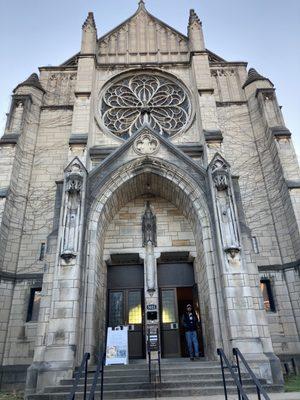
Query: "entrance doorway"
107 263 145 359
158 261 204 358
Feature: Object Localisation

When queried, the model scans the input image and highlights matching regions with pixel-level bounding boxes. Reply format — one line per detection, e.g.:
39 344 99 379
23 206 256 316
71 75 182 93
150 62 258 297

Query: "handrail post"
84 354 88 400
217 349 228 400
100 353 105 400
233 348 271 400
234 349 242 400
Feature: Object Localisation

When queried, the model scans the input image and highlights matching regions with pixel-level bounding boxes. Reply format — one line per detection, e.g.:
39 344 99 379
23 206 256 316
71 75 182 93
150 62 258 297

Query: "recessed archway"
79 158 227 361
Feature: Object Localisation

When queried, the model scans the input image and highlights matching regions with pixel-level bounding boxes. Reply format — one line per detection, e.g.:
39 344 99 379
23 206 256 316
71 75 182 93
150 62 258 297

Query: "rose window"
100 74 191 139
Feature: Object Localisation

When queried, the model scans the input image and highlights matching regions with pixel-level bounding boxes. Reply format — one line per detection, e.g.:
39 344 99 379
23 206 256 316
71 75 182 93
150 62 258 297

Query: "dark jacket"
181 311 198 332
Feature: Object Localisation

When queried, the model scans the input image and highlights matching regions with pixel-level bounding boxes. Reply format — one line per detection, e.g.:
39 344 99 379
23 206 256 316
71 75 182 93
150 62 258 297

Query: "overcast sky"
0 0 299 156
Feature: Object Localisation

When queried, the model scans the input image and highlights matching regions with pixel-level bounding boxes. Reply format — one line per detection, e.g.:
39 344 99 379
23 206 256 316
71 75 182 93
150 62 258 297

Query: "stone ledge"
177 144 203 158
286 179 300 189
0 133 20 144
204 130 223 143
0 187 9 198
69 134 88 145
89 146 118 161
216 101 247 107
258 260 300 272
41 105 73 111
0 270 43 283
271 126 292 139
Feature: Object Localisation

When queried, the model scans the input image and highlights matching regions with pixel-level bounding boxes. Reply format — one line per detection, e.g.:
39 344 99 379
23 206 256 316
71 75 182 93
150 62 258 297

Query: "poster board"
105 326 129 365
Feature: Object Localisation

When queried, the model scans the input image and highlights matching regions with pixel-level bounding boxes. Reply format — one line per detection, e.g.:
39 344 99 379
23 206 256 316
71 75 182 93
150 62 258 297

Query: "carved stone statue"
211 156 241 266
142 201 157 246
142 201 157 292
61 162 84 262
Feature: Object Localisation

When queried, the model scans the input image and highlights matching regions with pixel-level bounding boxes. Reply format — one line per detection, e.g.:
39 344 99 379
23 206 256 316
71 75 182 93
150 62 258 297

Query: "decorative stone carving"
211 157 229 191
133 132 160 155
142 201 157 293
210 156 241 265
142 201 157 246
61 161 85 262
100 73 191 139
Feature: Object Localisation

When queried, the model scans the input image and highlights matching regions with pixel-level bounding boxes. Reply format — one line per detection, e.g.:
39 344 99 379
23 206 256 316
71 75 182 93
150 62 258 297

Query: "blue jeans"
185 330 199 358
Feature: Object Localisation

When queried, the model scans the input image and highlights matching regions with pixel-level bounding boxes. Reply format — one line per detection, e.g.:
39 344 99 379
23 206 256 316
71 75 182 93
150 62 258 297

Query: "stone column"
208 153 282 383
26 158 87 392
141 202 160 354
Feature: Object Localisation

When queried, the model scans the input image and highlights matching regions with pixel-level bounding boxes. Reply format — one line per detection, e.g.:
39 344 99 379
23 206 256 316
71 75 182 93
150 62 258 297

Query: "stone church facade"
0 0 299 393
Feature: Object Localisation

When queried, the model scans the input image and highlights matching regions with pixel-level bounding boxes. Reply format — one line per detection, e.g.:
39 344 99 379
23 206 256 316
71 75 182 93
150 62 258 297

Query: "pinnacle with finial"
189 9 201 27
138 0 146 10
82 11 97 31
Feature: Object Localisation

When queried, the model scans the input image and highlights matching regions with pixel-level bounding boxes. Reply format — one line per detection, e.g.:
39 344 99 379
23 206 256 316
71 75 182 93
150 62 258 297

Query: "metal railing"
217 348 250 400
68 352 90 400
88 352 106 400
233 348 271 400
147 328 161 384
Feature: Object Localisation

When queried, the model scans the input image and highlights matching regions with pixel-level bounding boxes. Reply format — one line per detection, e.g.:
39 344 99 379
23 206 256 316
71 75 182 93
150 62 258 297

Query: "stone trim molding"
177 144 203 158
0 271 43 283
204 130 223 143
41 105 73 111
216 101 247 107
258 261 300 272
286 180 300 189
69 134 88 145
0 187 9 198
271 126 292 139
0 134 20 145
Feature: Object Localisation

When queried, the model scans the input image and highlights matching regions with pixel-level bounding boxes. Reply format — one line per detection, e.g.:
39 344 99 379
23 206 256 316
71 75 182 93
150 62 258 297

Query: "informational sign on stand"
105 326 129 366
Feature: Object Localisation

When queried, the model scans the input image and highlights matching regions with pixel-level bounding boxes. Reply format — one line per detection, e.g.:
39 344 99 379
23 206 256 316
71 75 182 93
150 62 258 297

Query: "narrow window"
252 236 259 254
39 243 46 261
260 279 275 312
26 288 42 322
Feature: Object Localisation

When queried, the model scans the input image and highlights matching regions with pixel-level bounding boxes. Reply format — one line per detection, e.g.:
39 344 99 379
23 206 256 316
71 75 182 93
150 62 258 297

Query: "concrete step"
28 384 281 400
43 378 258 393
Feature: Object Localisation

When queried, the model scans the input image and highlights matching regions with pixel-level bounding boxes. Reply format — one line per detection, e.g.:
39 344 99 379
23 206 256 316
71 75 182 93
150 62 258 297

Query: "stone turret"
81 11 97 54
13 73 45 93
188 9 205 52
243 68 273 89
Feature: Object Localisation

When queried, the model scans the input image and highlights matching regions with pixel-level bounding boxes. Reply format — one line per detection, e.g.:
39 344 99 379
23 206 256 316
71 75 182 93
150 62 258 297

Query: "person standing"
181 304 200 361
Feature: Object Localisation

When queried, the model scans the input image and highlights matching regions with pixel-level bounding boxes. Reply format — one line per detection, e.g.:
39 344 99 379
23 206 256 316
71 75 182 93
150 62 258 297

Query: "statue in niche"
212 157 241 266
216 191 239 250
142 201 157 293
61 163 83 262
142 201 157 246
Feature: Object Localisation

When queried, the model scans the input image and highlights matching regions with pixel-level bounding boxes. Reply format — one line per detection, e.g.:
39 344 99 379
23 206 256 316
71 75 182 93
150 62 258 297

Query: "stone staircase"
27 359 283 399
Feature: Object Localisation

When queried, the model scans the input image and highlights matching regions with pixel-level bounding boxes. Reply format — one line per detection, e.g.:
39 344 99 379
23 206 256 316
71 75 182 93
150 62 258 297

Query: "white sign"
105 326 129 366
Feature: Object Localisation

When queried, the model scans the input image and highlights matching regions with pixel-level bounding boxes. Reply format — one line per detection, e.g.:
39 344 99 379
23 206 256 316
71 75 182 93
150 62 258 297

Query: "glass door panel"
161 289 176 323
160 288 180 357
109 291 124 327
128 290 142 324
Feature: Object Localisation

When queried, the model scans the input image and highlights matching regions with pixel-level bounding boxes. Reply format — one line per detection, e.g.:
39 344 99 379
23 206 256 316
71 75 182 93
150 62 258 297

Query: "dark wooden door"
160 288 181 357
108 289 144 359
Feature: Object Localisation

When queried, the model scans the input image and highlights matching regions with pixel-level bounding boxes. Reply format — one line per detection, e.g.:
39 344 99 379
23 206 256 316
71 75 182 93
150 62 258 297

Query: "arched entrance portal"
80 159 224 362
104 195 201 359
